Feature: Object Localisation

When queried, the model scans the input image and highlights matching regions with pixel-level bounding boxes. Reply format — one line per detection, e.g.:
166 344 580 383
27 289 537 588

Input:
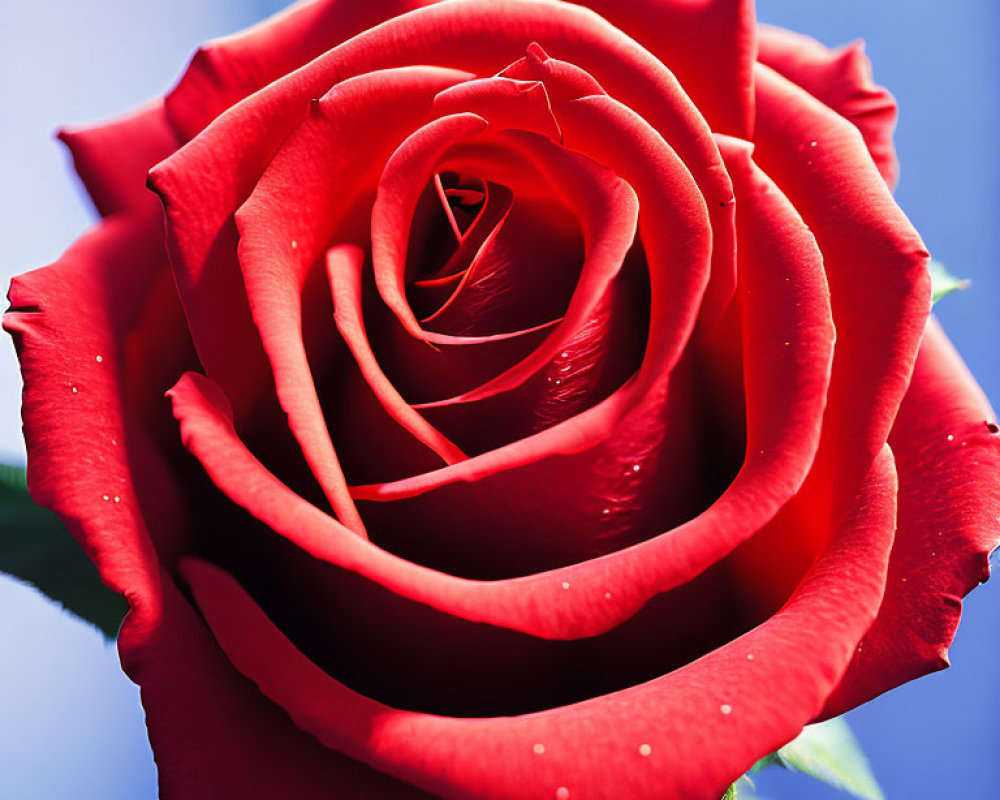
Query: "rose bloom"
5 0 1000 798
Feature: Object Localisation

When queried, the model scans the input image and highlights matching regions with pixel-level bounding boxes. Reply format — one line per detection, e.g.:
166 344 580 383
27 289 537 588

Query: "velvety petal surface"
822 318 1000 715
753 64 930 522
182 447 898 800
757 24 899 187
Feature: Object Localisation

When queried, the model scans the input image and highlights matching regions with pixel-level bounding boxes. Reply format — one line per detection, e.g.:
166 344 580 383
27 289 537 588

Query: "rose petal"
327 243 466 464
232 67 472 535
166 0 755 141
181 446 897 800
822 318 1000 715
757 25 899 188
132 572 438 800
417 195 578 337
169 133 833 634
753 63 931 519
57 100 178 218
150 0 738 408
571 0 756 137
165 0 439 139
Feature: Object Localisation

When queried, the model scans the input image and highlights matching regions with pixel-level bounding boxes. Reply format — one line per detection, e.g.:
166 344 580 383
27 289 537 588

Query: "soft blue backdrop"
0 1 996 798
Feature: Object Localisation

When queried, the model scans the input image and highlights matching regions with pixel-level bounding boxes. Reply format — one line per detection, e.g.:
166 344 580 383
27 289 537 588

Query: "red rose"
5 1 999 798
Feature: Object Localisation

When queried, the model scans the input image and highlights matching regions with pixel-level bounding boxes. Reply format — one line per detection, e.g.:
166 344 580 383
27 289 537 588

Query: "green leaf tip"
760 717 885 800
928 259 970 304
0 462 127 639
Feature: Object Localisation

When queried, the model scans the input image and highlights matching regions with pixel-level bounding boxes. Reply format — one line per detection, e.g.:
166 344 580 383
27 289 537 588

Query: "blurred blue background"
0 1 996 797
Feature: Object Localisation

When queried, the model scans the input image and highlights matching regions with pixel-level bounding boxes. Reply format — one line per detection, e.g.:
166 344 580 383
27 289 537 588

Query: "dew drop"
631 464 641 473
71 386 78 394
809 141 818 147
639 744 652 757
605 591 613 600
947 434 955 441
783 341 791 347
560 351 569 359
533 743 545 755
601 507 611 515
102 495 109 502
554 379 562 386
556 788 570 800
291 240 298 249
95 355 103 363
561 581 571 590
113 496 121 504
746 653 755 661
720 704 733 715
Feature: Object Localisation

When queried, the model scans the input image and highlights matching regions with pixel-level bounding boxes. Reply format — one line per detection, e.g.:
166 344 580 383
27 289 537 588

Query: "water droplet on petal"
746 653 755 661
113 496 121 504
947 434 954 441
71 386 78 394
95 355 103 363
533 743 545 755
639 744 652 757
561 581 570 590
631 464 640 473
102 495 109 502
720 704 733 715
291 240 298 249
556 788 570 800
605 591 613 600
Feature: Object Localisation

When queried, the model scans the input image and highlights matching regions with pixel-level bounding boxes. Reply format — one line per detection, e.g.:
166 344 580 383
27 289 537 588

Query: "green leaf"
0 463 127 638
928 259 970 304
758 718 885 800
721 784 739 800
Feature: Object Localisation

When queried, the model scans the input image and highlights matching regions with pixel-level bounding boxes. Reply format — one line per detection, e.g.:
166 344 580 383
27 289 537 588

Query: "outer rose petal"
757 24 899 188
165 0 438 139
3 95 189 604
822 319 1000 716
753 64 930 520
135 572 438 800
58 101 179 217
166 0 755 140
573 0 756 137
182 448 898 800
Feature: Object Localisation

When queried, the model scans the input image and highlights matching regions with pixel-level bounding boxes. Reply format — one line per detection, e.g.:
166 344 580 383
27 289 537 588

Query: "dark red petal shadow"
233 67 473 534
135 571 438 800
182 447 898 800
169 125 833 636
